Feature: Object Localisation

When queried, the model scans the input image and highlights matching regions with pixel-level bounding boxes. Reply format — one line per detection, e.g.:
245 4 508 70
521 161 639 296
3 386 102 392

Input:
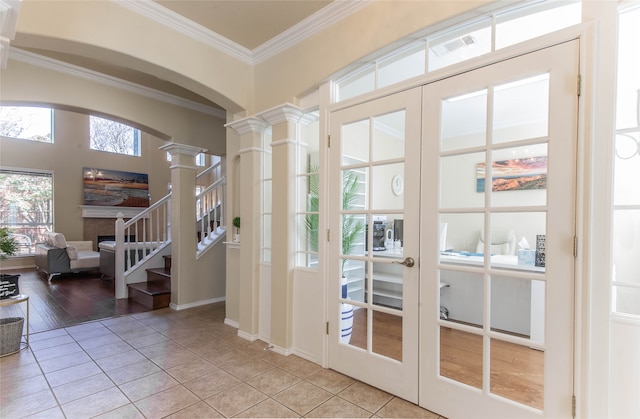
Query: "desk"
0 294 29 356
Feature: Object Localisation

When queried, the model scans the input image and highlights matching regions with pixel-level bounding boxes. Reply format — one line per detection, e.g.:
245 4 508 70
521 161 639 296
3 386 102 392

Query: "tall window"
0 169 53 255
295 114 320 268
612 4 640 316
90 115 141 156
261 128 272 263
0 106 53 143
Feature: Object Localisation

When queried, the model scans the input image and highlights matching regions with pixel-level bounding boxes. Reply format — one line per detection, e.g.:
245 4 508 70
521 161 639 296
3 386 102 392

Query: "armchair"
35 232 100 281
475 228 517 256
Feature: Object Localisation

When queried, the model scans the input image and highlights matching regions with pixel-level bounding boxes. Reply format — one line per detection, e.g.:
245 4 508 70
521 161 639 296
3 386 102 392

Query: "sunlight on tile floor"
0 302 444 418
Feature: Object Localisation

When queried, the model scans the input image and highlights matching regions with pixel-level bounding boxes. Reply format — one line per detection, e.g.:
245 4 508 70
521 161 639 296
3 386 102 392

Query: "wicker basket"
0 317 24 355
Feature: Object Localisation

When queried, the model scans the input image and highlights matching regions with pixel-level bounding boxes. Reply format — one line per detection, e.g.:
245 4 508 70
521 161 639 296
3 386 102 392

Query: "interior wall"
0 109 171 247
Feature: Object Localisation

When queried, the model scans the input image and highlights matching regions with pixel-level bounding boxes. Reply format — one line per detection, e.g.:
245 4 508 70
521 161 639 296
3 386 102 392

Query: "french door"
327 87 422 402
328 39 579 418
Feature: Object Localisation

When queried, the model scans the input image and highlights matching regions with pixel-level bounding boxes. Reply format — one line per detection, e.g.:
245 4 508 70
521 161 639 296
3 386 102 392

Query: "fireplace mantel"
80 205 145 219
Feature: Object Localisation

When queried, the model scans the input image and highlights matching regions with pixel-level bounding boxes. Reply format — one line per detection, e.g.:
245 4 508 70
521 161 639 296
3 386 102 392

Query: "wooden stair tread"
146 267 171 278
128 279 171 296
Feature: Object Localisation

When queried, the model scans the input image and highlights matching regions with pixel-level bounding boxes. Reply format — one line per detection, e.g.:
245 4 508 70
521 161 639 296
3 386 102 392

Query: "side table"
0 294 29 356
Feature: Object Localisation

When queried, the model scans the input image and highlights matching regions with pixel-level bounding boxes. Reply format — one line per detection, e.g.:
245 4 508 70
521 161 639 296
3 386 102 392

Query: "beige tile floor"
0 302 444 418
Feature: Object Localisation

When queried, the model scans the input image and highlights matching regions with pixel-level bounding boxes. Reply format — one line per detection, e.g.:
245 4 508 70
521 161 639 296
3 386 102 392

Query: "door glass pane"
342 259 365 304
441 152 485 209
342 168 367 211
372 163 404 211
373 111 405 161
490 144 548 207
490 338 544 410
490 275 543 338
441 89 487 151
342 120 370 164
439 213 484 258
373 311 402 362
440 327 482 389
372 261 403 309
490 212 547 273
439 270 484 328
343 306 365 350
493 74 549 144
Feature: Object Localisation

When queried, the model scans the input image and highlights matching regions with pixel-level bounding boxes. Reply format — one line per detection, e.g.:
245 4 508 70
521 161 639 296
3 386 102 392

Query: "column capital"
259 103 304 126
225 117 269 135
159 142 206 157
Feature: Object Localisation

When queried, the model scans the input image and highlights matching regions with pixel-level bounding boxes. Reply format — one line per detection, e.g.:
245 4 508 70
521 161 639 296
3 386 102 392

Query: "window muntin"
612 5 640 316
296 114 320 269
262 128 272 263
90 115 141 156
0 169 53 256
0 106 53 142
335 0 580 103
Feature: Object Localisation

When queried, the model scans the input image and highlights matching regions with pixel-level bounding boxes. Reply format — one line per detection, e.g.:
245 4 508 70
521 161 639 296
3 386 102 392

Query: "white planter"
233 233 240 242
340 303 354 343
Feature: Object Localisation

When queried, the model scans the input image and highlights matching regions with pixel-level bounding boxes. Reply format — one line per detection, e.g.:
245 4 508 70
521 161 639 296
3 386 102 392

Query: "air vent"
431 35 476 57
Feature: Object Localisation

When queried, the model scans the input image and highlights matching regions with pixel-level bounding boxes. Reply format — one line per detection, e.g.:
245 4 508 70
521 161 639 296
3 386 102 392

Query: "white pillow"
66 246 78 260
51 233 68 248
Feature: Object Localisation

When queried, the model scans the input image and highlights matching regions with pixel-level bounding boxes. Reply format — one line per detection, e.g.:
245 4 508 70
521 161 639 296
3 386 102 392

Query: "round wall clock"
392 175 404 196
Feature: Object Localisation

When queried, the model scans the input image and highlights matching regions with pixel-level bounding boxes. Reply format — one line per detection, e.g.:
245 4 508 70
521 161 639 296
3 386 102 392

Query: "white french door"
328 40 579 418
328 88 422 402
420 39 579 418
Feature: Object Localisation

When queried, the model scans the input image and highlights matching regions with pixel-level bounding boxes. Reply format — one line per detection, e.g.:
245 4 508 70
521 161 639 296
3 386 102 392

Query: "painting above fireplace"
83 167 150 207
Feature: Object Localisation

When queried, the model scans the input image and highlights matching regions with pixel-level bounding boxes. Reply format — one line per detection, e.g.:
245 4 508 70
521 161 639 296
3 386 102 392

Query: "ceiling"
154 0 333 51
13 0 336 112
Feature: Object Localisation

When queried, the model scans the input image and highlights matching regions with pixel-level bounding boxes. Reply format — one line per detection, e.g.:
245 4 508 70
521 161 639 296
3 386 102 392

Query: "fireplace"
97 235 136 244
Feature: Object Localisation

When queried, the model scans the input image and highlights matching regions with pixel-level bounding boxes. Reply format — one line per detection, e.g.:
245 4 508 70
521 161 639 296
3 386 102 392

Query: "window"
196 153 206 167
612 4 640 316
335 0 581 102
0 169 53 256
295 113 320 268
0 106 53 142
90 115 141 156
262 128 272 263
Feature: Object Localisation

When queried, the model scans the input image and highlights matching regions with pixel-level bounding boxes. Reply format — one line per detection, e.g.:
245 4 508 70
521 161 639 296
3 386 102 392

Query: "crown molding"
252 0 374 64
114 0 374 65
8 48 226 119
116 0 253 65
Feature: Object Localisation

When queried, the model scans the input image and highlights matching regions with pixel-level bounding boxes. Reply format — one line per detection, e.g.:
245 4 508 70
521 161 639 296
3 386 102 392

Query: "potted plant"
0 227 21 300
305 165 364 343
232 217 241 242
0 227 18 260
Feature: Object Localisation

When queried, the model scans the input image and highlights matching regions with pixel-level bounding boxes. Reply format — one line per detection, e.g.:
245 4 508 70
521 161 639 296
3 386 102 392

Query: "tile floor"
1 302 444 418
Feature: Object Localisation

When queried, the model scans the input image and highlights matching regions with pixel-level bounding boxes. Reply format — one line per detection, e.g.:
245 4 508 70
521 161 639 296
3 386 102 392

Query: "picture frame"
476 156 547 192
83 167 150 207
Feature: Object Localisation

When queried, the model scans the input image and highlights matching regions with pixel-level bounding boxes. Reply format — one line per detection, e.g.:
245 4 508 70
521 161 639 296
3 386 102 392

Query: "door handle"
392 257 415 268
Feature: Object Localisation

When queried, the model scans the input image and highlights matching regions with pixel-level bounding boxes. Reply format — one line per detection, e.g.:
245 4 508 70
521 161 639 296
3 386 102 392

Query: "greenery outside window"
90 115 141 156
0 106 53 143
0 169 53 256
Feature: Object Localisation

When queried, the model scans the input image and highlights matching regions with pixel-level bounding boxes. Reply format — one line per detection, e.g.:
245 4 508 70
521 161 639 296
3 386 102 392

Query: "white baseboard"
170 296 225 311
224 318 239 328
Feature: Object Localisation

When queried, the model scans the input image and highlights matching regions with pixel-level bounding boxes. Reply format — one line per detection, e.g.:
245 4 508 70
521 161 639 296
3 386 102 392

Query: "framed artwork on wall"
83 167 150 207
476 156 547 192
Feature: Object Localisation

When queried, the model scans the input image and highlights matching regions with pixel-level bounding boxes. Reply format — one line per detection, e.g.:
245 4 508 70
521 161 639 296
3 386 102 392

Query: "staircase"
128 255 172 309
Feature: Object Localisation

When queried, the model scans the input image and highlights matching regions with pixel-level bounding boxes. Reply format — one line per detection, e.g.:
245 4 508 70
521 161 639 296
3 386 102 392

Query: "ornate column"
159 142 205 306
261 104 305 352
225 117 268 339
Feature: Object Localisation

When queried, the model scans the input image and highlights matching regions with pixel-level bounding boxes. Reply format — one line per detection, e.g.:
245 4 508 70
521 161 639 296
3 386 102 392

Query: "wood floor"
350 308 544 410
0 268 151 334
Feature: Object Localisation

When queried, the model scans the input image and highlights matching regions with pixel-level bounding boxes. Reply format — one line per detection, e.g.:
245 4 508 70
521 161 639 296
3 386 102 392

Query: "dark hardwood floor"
0 268 151 333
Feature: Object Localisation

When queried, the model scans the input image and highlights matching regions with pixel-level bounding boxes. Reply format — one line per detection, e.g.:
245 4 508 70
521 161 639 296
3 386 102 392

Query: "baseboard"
224 318 239 328
169 296 225 311
237 329 259 341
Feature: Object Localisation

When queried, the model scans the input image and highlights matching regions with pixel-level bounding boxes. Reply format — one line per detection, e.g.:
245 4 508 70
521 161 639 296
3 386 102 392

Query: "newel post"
115 212 126 298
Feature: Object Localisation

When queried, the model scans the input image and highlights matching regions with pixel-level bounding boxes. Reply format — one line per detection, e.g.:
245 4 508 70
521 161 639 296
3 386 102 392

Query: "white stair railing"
196 176 226 255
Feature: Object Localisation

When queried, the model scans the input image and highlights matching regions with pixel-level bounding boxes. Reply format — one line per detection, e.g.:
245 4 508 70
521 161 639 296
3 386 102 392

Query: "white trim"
238 147 265 155
116 0 374 65
268 344 292 356
169 296 226 311
237 329 259 341
116 0 253 64
8 48 226 119
270 139 298 148
224 318 239 328
79 205 146 219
